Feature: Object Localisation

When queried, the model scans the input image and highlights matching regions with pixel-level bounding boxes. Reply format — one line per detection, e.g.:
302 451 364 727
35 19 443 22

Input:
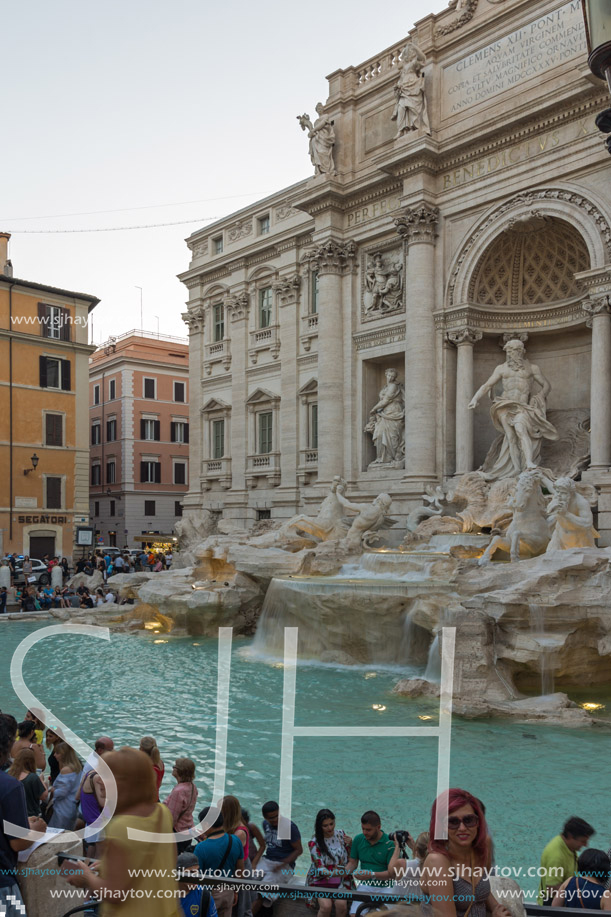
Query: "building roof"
0 273 100 311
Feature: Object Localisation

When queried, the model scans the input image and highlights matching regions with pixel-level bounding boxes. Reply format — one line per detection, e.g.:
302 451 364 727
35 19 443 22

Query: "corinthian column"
303 239 356 483
448 328 482 474
395 204 439 481
181 304 205 513
583 295 611 470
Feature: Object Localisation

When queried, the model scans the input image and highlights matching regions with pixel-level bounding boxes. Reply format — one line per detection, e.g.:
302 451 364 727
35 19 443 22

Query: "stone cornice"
576 266 611 297
435 300 586 334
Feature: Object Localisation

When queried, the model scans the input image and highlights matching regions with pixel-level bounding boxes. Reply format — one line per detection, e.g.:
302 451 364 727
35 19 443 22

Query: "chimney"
0 232 11 274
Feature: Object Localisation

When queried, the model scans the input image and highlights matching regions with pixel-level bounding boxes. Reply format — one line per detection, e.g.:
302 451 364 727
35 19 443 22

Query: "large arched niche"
447 186 611 308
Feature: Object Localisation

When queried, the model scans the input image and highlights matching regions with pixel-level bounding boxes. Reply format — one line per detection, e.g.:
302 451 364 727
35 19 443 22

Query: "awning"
133 535 177 542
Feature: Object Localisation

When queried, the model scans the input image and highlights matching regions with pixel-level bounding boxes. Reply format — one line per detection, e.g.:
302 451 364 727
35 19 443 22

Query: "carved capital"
394 205 439 245
582 296 611 328
181 307 205 334
448 327 482 346
302 239 357 275
226 292 250 322
273 273 302 306
500 331 529 348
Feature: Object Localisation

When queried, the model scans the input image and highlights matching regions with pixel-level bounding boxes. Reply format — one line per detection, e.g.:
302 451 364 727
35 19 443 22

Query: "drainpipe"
8 278 15 543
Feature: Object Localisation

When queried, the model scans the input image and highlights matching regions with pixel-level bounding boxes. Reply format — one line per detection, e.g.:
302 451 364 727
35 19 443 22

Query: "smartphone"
57 852 91 867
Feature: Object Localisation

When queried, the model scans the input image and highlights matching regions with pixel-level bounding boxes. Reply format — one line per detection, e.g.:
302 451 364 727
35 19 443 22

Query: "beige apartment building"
89 331 189 550
178 0 611 540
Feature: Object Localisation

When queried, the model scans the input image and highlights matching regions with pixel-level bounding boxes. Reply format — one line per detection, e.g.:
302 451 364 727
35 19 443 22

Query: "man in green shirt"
538 816 595 904
346 810 395 914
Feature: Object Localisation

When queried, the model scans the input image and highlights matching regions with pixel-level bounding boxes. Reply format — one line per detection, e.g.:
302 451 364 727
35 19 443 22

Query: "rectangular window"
311 270 319 314
212 419 225 459
91 423 101 445
108 531 117 547
93 384 100 405
109 499 116 517
213 236 223 254
109 379 116 400
39 356 70 391
258 411 273 454
106 419 117 442
38 303 70 342
140 461 161 484
175 501 183 517
94 501 99 516
45 413 63 447
257 509 271 521
309 403 318 449
213 303 224 342
173 381 185 403
144 500 156 516
259 287 273 328
143 377 156 399
46 477 62 509
174 462 187 485
91 465 101 486
258 215 270 235
171 421 189 444
106 461 116 484
141 418 160 441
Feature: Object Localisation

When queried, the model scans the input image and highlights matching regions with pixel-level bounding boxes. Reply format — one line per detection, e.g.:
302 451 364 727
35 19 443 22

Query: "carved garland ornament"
435 0 479 37
303 239 357 275
395 204 440 244
448 190 611 307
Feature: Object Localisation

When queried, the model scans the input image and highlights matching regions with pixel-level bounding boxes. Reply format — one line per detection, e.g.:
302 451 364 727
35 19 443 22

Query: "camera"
389 830 411 854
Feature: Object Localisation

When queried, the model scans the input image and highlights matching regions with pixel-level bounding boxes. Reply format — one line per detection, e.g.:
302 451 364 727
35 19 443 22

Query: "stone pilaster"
226 292 250 491
448 327 482 474
583 295 611 470
181 305 205 511
395 204 439 482
302 240 356 483
274 274 301 490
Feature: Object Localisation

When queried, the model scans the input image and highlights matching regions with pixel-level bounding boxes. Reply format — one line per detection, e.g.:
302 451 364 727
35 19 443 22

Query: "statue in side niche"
364 368 405 468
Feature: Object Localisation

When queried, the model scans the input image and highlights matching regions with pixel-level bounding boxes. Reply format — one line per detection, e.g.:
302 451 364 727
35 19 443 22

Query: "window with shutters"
38 303 70 341
91 423 101 445
45 476 62 509
93 384 100 405
39 356 70 391
309 403 318 449
109 378 116 400
141 418 160 441
258 411 273 454
144 500 156 515
140 461 161 483
173 381 185 403
213 303 224 342
143 377 156 399
173 462 187 485
258 214 270 235
310 270 319 315
91 465 101 486
212 419 224 459
45 413 63 447
171 421 189 444
106 418 117 442
259 287 273 328
106 461 116 484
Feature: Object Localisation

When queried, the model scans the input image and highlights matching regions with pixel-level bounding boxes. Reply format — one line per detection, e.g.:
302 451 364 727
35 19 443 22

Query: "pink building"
89 330 189 549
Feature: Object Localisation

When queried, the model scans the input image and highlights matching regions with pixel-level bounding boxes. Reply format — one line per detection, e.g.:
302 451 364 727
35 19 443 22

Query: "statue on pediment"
392 41 431 137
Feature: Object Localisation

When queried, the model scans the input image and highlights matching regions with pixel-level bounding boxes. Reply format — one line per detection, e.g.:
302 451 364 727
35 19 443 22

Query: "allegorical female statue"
297 103 336 176
365 368 405 468
391 41 431 137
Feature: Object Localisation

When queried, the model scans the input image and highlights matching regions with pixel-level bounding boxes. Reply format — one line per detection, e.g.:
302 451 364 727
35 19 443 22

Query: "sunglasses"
447 815 479 829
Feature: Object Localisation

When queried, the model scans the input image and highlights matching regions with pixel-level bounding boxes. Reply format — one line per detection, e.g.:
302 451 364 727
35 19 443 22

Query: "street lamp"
581 0 611 150
23 453 39 476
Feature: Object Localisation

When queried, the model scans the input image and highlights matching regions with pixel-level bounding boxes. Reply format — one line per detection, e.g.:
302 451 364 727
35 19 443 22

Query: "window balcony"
300 313 319 352
248 324 280 364
297 448 318 485
245 452 281 488
201 457 232 491
204 338 231 375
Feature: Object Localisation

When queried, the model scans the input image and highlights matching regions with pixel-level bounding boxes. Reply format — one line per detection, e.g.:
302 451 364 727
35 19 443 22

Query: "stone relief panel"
227 219 253 243
361 244 405 322
275 202 300 222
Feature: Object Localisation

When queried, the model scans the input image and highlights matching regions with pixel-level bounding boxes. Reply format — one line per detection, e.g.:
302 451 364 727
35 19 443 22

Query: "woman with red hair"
420 789 510 917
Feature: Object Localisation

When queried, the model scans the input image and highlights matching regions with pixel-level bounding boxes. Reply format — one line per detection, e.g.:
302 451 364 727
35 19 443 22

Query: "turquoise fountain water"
0 620 608 895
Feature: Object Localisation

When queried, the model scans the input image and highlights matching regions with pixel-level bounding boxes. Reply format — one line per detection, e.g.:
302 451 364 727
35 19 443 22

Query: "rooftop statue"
469 339 559 480
297 103 336 177
391 41 431 137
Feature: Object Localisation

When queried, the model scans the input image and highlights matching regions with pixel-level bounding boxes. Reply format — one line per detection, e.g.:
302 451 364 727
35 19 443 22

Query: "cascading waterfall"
424 634 441 682
529 604 556 696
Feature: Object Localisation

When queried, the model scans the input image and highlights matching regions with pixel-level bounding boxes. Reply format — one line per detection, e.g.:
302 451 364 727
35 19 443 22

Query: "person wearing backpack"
194 806 244 917
177 851 218 917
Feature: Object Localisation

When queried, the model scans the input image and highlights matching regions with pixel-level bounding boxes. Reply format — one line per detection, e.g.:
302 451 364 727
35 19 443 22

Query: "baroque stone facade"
179 0 611 541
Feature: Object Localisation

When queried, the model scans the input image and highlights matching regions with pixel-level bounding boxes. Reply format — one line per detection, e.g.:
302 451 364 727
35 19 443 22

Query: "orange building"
0 232 99 560
88 331 189 549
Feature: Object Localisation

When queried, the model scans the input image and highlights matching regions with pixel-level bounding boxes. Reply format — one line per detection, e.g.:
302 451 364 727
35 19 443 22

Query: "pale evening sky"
2 0 443 343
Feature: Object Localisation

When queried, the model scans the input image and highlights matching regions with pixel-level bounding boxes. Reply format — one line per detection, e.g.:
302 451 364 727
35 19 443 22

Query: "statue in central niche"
469 339 559 480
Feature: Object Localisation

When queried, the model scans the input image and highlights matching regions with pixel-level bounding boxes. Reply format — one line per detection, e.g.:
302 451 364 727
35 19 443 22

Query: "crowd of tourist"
0 711 609 917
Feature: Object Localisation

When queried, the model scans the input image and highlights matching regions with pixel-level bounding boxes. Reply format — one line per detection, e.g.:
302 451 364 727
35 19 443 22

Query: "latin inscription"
442 1 586 117
347 196 401 227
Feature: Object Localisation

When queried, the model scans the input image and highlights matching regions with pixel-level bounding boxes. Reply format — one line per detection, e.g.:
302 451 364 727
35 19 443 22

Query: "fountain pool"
0 619 608 895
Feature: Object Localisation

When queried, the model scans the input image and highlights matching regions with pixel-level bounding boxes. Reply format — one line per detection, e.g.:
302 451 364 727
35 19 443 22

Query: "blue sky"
2 0 442 342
